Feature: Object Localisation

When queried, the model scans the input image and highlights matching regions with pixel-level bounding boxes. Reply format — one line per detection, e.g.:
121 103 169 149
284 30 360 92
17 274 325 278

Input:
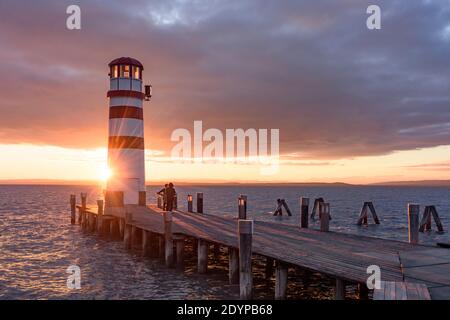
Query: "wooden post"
238 219 253 300
88 212 96 232
228 247 239 284
110 218 120 239
310 197 324 220
320 202 330 232
119 218 125 239
164 211 174 267
213 244 221 260
275 261 288 300
368 202 380 224
300 197 309 228
176 237 185 271
96 200 104 234
80 192 87 225
335 279 345 300
158 236 165 260
196 192 203 213
357 202 368 226
265 257 274 280
425 207 432 231
197 239 208 274
430 206 444 232
142 230 151 256
149 232 159 258
358 283 369 299
408 203 420 244
124 211 133 249
70 194 76 224
238 195 247 219
187 194 193 212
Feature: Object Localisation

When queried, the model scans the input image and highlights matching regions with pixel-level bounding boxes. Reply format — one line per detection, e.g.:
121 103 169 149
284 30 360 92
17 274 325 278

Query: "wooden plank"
385 281 396 300
403 264 450 287
416 283 431 300
373 280 385 300
405 282 420 300
395 282 407 300
428 286 450 300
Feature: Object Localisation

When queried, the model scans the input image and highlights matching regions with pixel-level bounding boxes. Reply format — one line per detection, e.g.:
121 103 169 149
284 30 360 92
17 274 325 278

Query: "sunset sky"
1 0 450 184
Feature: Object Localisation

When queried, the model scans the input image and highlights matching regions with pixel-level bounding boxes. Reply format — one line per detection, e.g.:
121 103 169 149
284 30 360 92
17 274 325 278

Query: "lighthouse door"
123 178 139 205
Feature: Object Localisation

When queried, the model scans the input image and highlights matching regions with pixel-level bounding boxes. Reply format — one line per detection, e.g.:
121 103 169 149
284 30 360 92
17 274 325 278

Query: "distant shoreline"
1 179 450 187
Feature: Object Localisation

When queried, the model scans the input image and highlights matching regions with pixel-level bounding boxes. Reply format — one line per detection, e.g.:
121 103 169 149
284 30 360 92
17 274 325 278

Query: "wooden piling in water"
265 257 274 280
335 279 345 300
408 203 420 244
196 192 204 213
320 202 330 232
80 192 87 226
187 194 193 212
275 261 288 300
430 206 444 232
238 219 253 300
198 239 208 273
88 212 96 232
228 247 239 284
124 211 133 249
131 226 138 246
213 244 221 260
164 211 174 267
158 236 165 260
358 283 369 299
357 202 380 226
310 197 324 220
142 230 151 256
175 236 185 271
110 218 120 239
96 200 104 234
70 194 76 224
420 205 444 233
300 197 309 228
119 218 125 239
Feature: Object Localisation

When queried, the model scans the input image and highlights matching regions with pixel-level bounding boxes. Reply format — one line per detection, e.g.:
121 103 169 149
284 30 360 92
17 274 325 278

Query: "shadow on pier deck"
75 203 450 300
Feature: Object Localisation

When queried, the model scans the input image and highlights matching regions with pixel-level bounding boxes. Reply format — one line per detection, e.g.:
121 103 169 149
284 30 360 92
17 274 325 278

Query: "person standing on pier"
165 183 176 211
157 184 168 210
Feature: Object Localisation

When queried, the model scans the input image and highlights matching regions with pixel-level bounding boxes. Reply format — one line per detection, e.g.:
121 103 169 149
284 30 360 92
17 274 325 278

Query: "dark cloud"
0 0 449 158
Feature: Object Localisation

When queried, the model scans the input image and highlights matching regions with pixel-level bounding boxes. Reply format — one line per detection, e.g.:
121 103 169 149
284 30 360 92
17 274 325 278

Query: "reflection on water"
0 184 448 299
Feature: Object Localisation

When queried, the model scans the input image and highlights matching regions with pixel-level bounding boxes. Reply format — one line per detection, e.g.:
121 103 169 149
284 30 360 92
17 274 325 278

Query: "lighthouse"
105 57 151 207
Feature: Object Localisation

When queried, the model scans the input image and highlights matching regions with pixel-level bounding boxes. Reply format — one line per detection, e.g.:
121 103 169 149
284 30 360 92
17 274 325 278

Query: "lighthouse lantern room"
105 57 150 207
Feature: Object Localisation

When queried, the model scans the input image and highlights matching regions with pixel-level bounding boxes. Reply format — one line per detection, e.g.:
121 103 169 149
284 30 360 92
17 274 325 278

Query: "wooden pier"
72 196 450 300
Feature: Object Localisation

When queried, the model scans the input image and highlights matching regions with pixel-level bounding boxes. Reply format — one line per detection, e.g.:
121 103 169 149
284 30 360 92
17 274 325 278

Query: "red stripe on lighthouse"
108 136 145 149
109 106 143 119
107 90 145 99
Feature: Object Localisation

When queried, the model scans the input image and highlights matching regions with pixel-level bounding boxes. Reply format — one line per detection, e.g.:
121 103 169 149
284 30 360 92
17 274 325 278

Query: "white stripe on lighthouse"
109 97 143 108
108 148 146 189
108 118 144 138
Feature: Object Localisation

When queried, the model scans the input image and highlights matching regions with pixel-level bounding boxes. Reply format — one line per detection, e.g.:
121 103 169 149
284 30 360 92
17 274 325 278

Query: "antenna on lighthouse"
144 85 152 101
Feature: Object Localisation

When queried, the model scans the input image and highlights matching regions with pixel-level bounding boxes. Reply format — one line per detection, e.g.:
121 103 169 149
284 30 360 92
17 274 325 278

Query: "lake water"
0 184 448 299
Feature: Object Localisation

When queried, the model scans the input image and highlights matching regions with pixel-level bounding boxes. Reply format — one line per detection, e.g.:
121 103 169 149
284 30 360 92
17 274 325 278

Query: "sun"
99 166 112 181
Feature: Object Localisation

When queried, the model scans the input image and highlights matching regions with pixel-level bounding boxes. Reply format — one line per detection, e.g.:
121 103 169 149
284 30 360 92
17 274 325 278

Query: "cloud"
0 0 450 159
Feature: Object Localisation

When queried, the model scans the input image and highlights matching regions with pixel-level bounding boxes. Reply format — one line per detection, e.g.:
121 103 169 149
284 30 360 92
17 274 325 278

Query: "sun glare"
99 166 112 181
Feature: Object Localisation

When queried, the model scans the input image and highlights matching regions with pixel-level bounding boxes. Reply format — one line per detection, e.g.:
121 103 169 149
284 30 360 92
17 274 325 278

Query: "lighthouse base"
105 190 146 207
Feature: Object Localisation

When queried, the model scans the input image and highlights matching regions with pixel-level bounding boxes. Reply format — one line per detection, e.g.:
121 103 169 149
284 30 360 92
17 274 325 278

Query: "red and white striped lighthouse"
105 57 151 206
